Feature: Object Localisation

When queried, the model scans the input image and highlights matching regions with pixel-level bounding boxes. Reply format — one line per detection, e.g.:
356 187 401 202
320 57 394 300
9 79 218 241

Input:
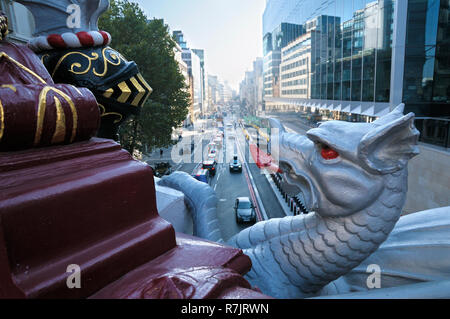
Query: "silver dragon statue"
160 105 450 298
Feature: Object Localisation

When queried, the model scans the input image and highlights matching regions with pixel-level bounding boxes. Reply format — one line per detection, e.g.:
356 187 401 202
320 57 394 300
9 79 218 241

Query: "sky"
132 0 266 91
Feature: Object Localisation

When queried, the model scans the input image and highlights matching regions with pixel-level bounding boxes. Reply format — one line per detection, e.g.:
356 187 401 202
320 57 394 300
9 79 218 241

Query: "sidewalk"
263 112 314 135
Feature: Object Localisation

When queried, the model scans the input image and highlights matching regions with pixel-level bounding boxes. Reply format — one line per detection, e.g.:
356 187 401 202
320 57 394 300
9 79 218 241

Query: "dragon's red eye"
321 146 339 160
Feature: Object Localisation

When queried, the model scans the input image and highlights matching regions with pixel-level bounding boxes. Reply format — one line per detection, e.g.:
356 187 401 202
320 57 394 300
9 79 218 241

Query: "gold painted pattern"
103 88 114 98
52 47 123 78
117 81 131 103
136 73 153 106
0 52 47 84
35 86 78 145
1 84 17 92
51 96 66 144
40 53 50 65
52 51 99 77
70 85 83 96
98 104 123 124
0 99 4 142
93 48 122 77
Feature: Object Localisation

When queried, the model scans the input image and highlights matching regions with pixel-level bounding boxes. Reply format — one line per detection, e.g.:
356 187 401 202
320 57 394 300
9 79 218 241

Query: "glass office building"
263 23 304 98
263 0 449 147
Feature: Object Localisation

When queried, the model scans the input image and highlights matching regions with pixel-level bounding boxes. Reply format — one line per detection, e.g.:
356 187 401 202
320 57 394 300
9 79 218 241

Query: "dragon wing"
325 206 450 295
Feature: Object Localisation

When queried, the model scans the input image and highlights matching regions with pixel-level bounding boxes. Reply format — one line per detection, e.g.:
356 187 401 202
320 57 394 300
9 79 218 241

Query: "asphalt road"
144 114 293 241
235 123 285 220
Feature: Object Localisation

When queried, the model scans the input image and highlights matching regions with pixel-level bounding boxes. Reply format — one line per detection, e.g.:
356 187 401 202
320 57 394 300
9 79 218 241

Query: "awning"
374 105 390 117
341 104 351 113
361 106 375 116
350 104 362 114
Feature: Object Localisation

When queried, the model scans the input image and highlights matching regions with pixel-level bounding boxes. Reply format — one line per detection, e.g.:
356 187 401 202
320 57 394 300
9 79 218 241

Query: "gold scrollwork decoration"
93 47 122 77
51 96 66 144
52 47 123 78
98 104 123 124
52 51 100 77
40 53 50 65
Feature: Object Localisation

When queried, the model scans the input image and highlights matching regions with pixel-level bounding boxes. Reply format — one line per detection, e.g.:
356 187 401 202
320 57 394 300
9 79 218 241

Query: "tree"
99 0 190 155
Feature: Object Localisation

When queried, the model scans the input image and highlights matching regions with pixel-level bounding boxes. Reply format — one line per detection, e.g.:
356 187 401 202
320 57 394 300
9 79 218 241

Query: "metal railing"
271 173 309 216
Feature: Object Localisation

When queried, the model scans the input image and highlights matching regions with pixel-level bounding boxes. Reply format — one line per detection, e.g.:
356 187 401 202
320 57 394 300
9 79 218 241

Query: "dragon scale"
229 168 407 298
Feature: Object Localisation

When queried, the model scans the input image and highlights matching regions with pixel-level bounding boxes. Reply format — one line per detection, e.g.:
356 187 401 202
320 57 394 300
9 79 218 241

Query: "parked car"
229 155 242 173
202 160 217 176
192 169 210 184
234 197 256 224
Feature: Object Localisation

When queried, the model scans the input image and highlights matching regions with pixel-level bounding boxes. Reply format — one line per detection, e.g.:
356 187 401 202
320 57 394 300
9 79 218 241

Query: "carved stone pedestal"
0 138 269 299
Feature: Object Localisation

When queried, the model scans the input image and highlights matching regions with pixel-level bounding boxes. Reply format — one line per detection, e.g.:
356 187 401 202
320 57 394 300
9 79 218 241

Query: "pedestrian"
160 149 163 158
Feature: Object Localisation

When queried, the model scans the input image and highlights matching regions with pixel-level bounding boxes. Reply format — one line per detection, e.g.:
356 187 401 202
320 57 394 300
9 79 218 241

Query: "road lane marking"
235 132 268 221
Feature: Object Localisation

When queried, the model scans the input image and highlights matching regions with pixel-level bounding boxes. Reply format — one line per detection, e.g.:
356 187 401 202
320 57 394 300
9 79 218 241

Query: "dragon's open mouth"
279 161 316 213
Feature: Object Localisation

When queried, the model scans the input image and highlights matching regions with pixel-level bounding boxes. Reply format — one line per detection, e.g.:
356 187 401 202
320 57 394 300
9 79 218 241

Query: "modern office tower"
263 0 306 36
263 0 449 143
208 75 219 106
263 23 304 99
264 1 396 119
263 0 450 214
173 31 203 123
192 49 208 114
190 50 203 120
222 81 234 104
174 42 189 87
254 58 264 113
240 58 263 115
173 30 187 49
280 31 315 100
263 50 282 98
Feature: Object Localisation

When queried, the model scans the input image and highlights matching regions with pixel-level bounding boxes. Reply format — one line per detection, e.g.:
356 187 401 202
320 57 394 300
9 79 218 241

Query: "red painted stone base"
0 138 269 299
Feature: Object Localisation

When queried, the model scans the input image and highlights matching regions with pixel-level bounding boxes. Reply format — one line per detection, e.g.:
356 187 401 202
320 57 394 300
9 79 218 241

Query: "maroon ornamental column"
0 10 269 299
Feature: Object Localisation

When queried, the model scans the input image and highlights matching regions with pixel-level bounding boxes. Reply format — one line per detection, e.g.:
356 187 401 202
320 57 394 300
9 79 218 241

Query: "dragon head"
270 104 420 218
